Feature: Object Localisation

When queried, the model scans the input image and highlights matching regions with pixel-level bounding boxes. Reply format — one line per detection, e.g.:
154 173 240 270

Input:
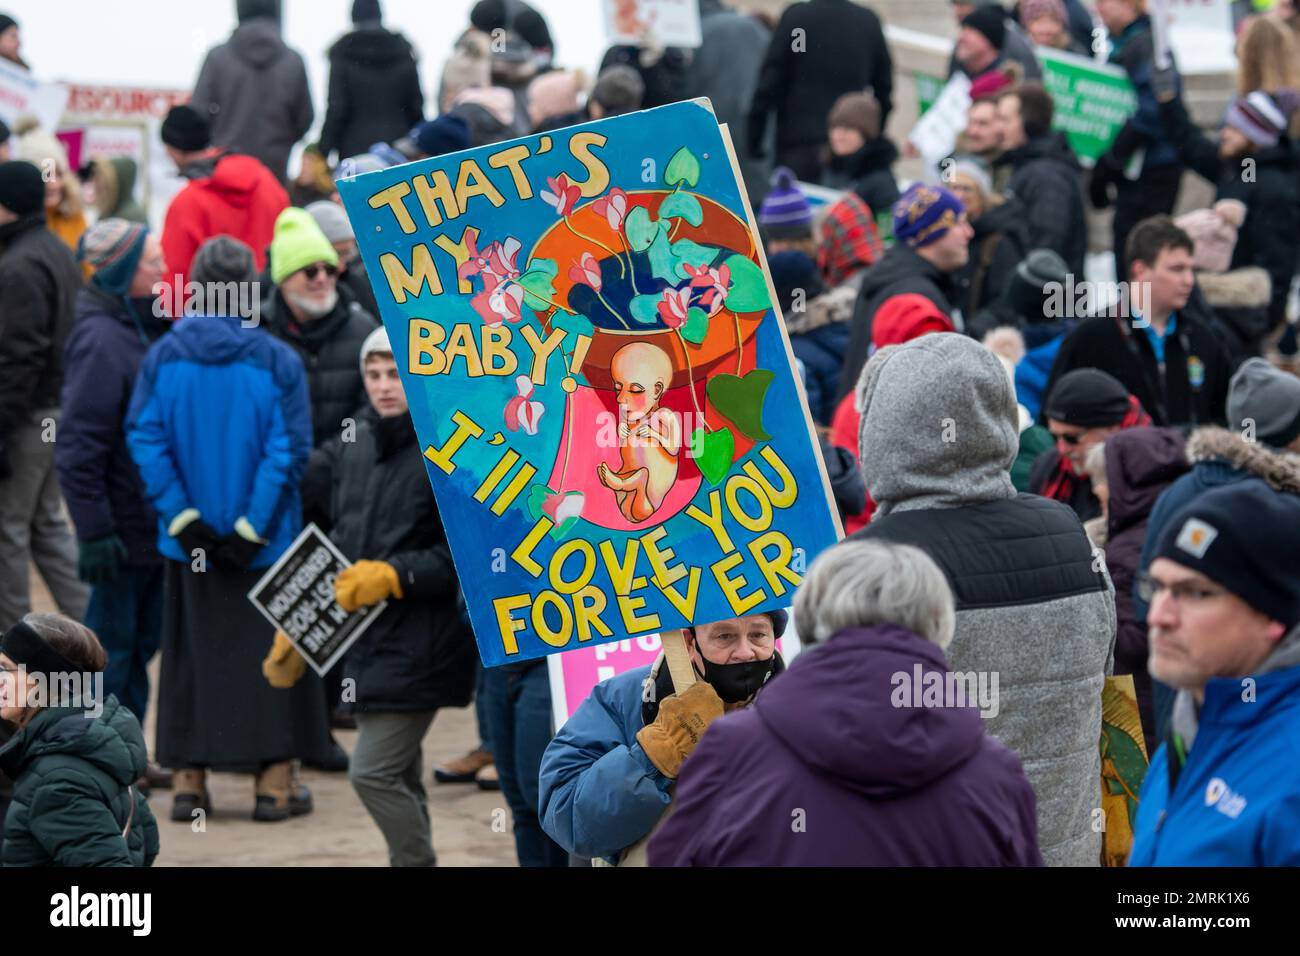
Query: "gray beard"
286 289 339 320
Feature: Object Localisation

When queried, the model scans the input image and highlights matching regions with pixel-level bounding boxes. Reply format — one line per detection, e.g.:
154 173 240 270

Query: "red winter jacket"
160 152 288 305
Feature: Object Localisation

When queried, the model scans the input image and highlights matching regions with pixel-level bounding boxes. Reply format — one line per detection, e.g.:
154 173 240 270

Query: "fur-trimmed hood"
783 284 855 336
1186 426 1300 493
1196 267 1271 310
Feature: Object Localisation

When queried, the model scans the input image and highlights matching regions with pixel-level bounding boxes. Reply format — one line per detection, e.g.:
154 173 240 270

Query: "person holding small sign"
264 326 477 867
538 611 787 866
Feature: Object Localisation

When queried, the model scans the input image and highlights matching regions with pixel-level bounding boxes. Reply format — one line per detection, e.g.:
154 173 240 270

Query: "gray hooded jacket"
851 333 1116 867
190 18 314 185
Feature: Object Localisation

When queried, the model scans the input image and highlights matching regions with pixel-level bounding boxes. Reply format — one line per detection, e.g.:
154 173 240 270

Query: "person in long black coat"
319 0 425 163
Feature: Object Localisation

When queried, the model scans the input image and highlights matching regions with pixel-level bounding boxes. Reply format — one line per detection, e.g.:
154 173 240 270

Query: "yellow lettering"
532 591 573 647
684 491 736 554
641 526 686 588
382 244 442 303
422 410 483 474
573 585 613 643
433 226 480 294
511 517 552 578
659 566 701 619
481 325 518 375
549 539 597 595
443 323 485 377
742 446 798 509
748 531 801 598
368 183 416 234
408 319 447 375
493 593 530 655
487 144 535 200
616 591 661 634
567 132 610 198
725 475 772 533
519 324 568 386
455 159 506 211
599 538 641 595
710 551 766 616
412 170 461 227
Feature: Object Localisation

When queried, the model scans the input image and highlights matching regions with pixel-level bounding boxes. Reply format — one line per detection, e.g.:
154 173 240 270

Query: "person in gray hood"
850 332 1116 866
190 0 314 185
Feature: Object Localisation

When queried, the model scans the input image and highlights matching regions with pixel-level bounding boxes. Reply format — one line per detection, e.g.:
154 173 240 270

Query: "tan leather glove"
635 682 724 779
335 560 402 612
262 631 307 689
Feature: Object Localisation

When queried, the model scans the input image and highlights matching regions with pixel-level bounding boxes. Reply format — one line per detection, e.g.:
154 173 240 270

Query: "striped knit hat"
1224 90 1293 149
758 167 814 240
77 217 149 297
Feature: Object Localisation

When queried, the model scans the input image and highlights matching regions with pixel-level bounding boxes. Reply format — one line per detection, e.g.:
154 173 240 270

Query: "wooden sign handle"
661 629 697 694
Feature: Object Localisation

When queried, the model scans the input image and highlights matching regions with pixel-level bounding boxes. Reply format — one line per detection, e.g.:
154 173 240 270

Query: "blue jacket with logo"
126 313 312 567
1129 661 1300 866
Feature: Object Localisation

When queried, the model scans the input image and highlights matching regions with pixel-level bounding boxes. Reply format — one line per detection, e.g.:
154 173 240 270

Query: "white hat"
359 325 393 372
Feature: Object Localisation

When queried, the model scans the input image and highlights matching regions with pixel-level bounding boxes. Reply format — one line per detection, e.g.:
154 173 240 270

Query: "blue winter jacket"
1129 659 1300 866
538 664 673 861
1016 324 1070 424
126 313 312 567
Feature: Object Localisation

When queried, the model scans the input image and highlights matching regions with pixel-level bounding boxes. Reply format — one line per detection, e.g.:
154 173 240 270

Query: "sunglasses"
299 263 339 280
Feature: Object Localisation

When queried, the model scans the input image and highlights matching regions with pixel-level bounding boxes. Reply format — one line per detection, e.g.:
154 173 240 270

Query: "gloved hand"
262 630 307 689
78 533 128 585
215 516 265 571
635 682 724 779
170 509 222 560
335 560 403 612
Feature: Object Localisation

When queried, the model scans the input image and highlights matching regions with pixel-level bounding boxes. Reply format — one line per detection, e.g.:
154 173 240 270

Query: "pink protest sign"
546 625 799 729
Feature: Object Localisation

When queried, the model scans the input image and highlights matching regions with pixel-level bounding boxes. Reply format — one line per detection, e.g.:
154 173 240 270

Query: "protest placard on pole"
247 524 387 677
603 0 702 49
338 99 842 668
1038 47 1138 165
906 72 970 180
0 56 68 132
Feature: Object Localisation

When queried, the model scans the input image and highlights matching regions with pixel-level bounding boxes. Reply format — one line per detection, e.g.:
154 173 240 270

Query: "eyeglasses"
1137 573 1228 606
1053 431 1085 446
300 263 339 281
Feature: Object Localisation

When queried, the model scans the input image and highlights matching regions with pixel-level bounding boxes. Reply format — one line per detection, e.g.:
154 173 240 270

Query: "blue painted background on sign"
338 100 840 666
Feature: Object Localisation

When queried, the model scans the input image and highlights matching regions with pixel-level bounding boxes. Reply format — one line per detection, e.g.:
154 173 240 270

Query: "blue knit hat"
1153 480 1300 629
893 183 966 249
78 218 149 297
759 167 814 240
398 114 472 160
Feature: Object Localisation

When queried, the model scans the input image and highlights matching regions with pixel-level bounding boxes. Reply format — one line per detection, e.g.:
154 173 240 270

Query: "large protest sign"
247 524 387 677
338 100 842 667
1039 48 1138 164
0 57 68 132
907 72 971 179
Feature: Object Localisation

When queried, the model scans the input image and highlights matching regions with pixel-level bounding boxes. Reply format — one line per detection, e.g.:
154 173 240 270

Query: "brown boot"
253 762 293 822
170 768 210 823
433 747 492 784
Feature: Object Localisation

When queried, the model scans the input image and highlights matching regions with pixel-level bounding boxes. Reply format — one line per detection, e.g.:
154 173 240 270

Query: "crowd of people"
1 0 1299 869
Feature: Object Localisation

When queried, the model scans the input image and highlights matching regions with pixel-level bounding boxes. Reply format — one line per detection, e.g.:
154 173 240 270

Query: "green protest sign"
914 72 946 117
1038 48 1138 164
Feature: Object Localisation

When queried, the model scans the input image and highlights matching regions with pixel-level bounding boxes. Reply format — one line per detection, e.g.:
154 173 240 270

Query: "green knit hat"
270 207 339 285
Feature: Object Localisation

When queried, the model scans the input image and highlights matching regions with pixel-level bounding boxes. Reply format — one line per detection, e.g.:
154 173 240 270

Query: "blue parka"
538 664 673 861
1129 649 1300 866
126 313 312 567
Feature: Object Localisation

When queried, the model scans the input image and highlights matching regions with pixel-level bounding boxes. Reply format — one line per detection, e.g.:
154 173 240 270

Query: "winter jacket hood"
0 696 147 787
195 153 279 209
1105 426 1188 537
93 157 147 223
230 17 289 70
329 25 414 64
1186 426 1300 493
756 624 985 796
858 332 1019 514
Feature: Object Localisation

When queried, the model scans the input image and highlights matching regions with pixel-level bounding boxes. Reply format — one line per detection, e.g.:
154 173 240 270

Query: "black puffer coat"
302 413 477 712
997 132 1087 278
319 27 424 161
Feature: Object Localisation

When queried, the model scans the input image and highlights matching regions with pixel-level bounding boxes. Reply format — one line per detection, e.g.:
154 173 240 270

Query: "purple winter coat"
647 624 1043 866
1102 426 1188 755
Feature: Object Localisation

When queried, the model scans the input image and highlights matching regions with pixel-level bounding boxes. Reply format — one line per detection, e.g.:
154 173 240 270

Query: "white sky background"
9 0 613 128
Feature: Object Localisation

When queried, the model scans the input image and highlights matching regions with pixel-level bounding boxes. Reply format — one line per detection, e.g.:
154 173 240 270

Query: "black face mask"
692 641 781 704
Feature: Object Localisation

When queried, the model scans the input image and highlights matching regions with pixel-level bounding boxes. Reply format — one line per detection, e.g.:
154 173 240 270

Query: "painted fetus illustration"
596 342 682 522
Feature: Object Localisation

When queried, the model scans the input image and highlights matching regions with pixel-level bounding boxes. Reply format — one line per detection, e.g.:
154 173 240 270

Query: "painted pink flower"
567 252 602 291
657 286 692 329
472 281 525 327
591 187 629 231
686 263 731 317
460 237 521 291
542 490 584 527
504 375 544 435
541 173 581 217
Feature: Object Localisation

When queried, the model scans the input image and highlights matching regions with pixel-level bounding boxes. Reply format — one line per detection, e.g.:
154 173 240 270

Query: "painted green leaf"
721 253 771 312
528 257 558 277
625 206 658 251
552 310 594 337
517 270 558 311
692 427 735 486
680 307 709 345
664 147 701 188
647 229 682 284
630 294 662 324
707 369 775 441
670 239 716 278
526 484 556 521
658 190 703 226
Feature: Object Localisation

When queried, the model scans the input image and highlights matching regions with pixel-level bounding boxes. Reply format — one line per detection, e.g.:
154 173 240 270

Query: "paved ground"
29 568 520 867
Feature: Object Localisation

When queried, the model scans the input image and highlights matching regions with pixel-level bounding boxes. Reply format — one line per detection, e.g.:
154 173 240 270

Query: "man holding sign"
539 611 787 866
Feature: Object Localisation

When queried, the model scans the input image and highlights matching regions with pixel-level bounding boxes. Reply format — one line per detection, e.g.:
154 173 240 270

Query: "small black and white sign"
247 524 385 677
